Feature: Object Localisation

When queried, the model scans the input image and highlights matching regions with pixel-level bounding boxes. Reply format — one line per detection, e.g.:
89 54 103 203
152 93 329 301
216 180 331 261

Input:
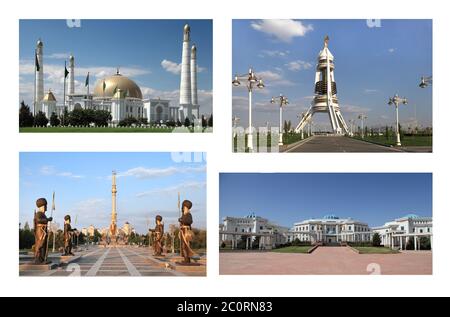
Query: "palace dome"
42 90 56 102
93 73 143 99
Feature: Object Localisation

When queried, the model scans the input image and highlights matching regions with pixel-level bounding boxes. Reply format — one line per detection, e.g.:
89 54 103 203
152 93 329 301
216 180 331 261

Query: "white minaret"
179 24 192 120
190 45 198 106
191 44 200 120
68 54 75 96
294 36 349 135
35 39 44 112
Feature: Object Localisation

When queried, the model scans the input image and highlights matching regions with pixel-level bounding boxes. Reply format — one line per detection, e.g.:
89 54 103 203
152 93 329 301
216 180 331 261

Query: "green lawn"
233 132 307 152
20 127 211 133
271 246 313 253
352 135 432 147
283 133 306 145
353 246 399 254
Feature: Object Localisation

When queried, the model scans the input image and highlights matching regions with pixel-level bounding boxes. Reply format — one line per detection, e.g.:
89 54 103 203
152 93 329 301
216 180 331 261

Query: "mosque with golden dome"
33 24 200 126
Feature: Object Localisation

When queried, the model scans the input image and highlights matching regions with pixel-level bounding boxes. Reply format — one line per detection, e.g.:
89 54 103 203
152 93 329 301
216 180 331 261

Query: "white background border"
1 0 449 297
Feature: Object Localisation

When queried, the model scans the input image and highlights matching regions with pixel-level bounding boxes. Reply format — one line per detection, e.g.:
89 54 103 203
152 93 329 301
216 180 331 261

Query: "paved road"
284 136 401 153
20 247 187 277
220 247 432 275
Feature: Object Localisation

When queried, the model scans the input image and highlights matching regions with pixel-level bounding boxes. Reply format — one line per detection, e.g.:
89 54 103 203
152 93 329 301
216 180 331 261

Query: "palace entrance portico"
220 231 274 250
384 232 433 250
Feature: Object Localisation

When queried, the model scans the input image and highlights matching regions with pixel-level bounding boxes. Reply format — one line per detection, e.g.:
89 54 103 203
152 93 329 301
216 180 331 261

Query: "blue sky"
220 173 432 228
19 19 213 115
20 152 206 233
232 19 432 130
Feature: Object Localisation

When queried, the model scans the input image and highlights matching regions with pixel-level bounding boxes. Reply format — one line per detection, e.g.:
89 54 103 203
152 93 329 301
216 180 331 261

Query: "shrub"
50 112 60 127
372 232 381 247
34 111 48 127
19 101 34 127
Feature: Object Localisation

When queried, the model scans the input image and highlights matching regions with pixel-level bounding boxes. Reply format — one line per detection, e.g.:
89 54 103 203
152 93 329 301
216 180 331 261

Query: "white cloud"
47 53 70 59
117 165 206 179
250 19 313 42
136 181 206 198
71 198 109 224
258 70 295 86
364 89 379 94
19 60 151 78
388 48 396 53
19 59 152 106
161 59 181 74
340 104 371 114
285 60 313 71
39 165 85 179
161 59 206 75
258 50 290 58
40 165 56 175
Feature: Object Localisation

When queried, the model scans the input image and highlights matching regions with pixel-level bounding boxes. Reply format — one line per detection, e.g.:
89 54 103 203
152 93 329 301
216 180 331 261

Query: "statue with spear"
44 192 55 262
33 195 53 264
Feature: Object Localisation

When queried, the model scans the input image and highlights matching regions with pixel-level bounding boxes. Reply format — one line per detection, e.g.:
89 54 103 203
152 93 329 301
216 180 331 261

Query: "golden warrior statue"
63 215 75 256
179 200 194 264
151 215 164 256
33 198 53 264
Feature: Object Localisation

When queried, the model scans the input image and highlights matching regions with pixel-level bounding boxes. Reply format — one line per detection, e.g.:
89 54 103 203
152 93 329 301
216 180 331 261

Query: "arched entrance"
155 105 163 122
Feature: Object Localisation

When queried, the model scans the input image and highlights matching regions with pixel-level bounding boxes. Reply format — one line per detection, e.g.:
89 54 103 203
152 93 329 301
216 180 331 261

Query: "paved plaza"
220 247 432 275
283 136 402 153
20 246 206 277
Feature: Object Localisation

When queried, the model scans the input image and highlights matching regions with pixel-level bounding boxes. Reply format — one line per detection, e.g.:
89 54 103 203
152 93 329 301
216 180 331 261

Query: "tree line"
19 101 213 128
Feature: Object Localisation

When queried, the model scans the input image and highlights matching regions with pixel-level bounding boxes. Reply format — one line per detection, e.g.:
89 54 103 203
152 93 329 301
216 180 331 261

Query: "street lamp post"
349 119 355 136
232 68 265 152
388 94 408 146
297 112 306 139
232 115 240 138
358 114 367 138
271 94 289 146
419 76 432 88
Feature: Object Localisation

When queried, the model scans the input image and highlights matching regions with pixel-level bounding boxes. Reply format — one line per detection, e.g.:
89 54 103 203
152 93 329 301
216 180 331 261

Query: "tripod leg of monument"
294 107 312 133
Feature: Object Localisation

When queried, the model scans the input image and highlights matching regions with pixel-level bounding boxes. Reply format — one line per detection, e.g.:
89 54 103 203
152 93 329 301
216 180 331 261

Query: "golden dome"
93 73 143 99
42 90 56 102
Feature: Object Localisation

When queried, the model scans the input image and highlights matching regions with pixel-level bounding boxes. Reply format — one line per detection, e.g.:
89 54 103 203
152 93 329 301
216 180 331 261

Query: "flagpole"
63 61 66 124
33 48 37 120
178 192 181 255
86 72 90 108
45 191 55 262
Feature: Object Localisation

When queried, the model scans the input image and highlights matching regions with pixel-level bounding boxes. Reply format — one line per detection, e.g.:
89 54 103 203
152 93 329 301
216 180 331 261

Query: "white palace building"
290 214 371 244
372 214 433 250
32 24 201 126
220 213 290 250
219 213 432 251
